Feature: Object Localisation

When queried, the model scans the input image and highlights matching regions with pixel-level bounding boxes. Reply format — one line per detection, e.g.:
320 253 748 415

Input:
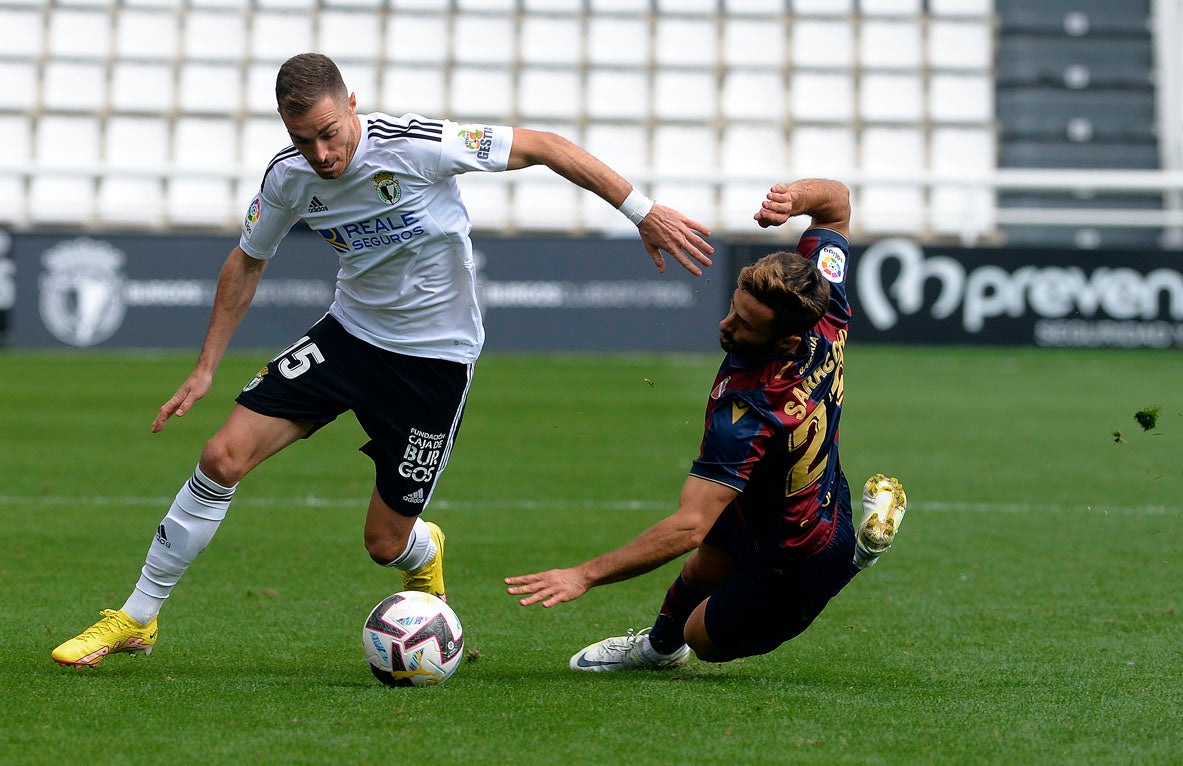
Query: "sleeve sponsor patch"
817 245 846 283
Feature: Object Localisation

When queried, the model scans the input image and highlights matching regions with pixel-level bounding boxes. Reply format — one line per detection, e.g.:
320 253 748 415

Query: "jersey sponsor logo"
399 427 446 484
307 196 328 213
458 125 494 160
244 196 262 239
817 245 846 283
373 172 401 205
317 212 426 253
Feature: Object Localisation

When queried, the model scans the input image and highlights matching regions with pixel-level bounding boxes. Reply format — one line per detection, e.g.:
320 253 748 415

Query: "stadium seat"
862 127 925 175
997 89 1155 140
929 0 992 16
791 127 856 177
585 124 648 179
928 20 994 69
792 20 854 67
0 8 44 58
722 71 785 121
336 63 378 112
587 17 648 66
48 10 109 57
999 141 1159 169
996 37 1153 88
184 11 247 61
173 118 236 171
111 62 175 113
723 0 783 12
519 69 581 120
453 15 514 64
98 178 166 227
652 71 715 121
722 18 784 67
42 62 107 112
241 117 292 173
652 125 716 177
996 0 1150 35
929 74 994 122
721 125 786 176
655 17 716 66
454 173 511 232
105 117 170 171
0 117 32 171
860 73 924 122
450 67 514 120
381 66 447 118
250 12 313 60
512 176 582 231
318 11 382 60
790 72 856 121
520 15 581 64
115 9 178 60
166 178 235 226
0 63 38 110
387 14 448 63
178 63 242 114
30 176 95 226
859 186 927 234
793 0 854 15
860 20 922 68
586 70 648 119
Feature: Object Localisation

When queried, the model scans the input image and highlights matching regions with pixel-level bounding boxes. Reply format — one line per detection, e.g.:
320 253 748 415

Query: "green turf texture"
2 346 1179 765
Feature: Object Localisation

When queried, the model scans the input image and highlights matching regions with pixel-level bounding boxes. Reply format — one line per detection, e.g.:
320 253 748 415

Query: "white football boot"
569 628 691 672
854 473 907 569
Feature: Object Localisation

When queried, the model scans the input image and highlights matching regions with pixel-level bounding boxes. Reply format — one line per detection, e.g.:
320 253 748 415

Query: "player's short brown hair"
275 53 349 115
737 251 831 338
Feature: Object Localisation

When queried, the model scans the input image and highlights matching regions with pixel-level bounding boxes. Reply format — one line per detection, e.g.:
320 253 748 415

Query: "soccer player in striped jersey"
51 52 713 668
506 179 906 671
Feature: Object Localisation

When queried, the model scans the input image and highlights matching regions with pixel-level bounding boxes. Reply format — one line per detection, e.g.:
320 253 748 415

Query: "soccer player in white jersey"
52 52 714 668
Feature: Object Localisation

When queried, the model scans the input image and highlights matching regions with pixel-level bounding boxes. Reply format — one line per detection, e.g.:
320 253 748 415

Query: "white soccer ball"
363 591 464 687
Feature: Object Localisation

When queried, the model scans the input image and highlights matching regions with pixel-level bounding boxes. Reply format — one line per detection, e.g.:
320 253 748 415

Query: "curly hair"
737 251 831 337
275 53 349 115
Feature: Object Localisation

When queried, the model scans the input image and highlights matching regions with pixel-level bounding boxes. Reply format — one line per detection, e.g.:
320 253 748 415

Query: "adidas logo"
402 488 425 504
307 196 328 213
155 524 172 548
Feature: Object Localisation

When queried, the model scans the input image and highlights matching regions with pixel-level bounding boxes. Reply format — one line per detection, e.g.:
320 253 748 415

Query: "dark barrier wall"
6 229 729 352
7 230 1182 350
735 238 1183 349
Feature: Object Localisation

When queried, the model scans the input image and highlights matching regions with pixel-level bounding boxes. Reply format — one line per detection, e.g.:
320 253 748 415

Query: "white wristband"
618 188 654 225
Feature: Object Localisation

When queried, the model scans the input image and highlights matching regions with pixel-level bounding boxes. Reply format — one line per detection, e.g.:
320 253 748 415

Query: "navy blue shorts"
236 314 472 516
701 472 860 658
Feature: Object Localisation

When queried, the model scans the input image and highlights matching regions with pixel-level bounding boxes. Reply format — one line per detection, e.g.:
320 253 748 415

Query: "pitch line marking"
0 496 1177 515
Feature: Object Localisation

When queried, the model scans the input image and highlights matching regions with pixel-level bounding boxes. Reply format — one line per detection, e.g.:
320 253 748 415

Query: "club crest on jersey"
817 245 846 283
711 376 731 400
373 172 401 205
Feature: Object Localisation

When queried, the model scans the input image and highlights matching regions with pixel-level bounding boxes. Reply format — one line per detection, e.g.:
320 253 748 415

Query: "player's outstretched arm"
506 127 714 276
152 248 266 433
505 476 737 608
754 178 851 239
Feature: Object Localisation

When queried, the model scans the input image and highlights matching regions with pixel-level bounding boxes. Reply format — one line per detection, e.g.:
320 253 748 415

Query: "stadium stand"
0 0 1177 247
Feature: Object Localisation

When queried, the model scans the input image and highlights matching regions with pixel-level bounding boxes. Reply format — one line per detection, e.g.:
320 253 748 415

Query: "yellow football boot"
52 609 158 668
401 521 446 601
855 474 907 568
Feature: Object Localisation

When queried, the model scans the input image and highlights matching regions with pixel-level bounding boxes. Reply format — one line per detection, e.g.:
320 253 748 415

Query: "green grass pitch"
1 346 1179 765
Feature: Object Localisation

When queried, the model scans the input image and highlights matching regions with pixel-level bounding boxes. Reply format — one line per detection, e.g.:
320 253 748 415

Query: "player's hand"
505 568 591 608
152 368 214 433
637 204 713 276
753 182 794 228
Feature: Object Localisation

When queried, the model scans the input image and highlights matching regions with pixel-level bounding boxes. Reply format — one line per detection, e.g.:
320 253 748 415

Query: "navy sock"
648 575 708 655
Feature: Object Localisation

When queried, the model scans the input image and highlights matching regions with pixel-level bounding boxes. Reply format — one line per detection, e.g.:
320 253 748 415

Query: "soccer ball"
363 591 464 687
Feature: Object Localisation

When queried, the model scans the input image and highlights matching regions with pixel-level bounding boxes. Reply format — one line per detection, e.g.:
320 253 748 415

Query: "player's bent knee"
198 439 246 487
363 533 408 567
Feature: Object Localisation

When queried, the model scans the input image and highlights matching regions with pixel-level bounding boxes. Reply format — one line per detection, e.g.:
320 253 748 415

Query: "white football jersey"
239 113 514 363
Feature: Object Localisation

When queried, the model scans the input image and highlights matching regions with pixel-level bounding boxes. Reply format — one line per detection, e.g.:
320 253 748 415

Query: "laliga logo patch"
373 172 401 205
817 245 846 283
244 196 262 239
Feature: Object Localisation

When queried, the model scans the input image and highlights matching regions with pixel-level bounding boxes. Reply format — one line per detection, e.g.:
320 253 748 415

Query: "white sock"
384 517 436 571
121 466 235 624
